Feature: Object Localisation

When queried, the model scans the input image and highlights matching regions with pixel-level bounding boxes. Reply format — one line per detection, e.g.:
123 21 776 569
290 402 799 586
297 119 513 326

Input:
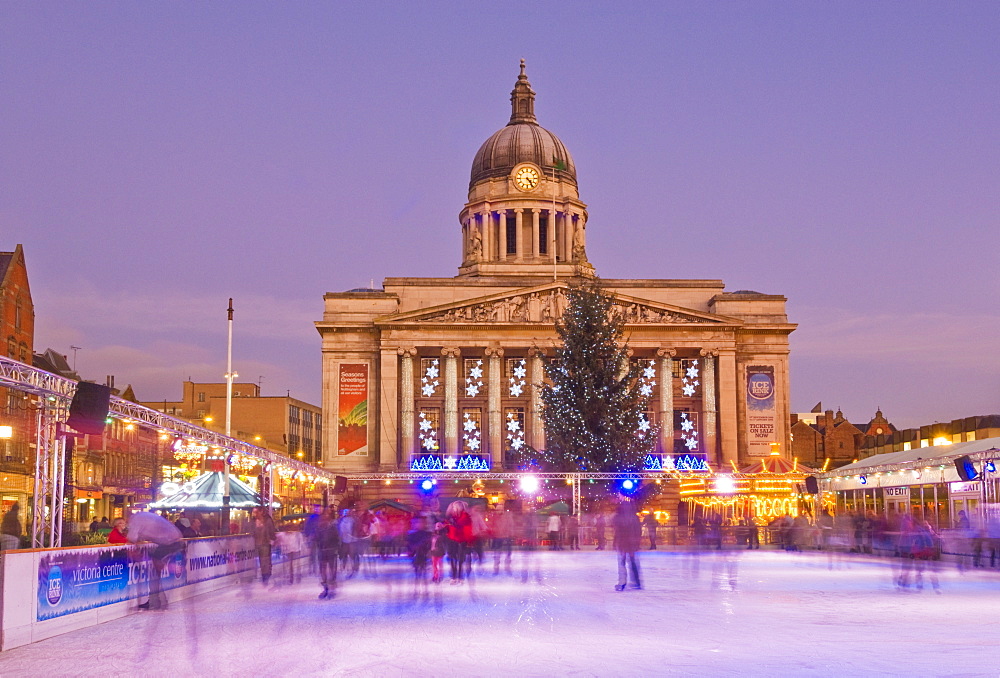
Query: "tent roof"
823 436 1000 475
149 471 264 509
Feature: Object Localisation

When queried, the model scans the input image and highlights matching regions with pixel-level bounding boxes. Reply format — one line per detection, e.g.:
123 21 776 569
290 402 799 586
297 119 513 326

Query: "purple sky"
2 2 997 429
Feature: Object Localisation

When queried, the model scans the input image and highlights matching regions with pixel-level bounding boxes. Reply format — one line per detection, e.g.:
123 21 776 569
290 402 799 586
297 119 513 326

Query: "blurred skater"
613 500 642 591
127 510 184 610
252 507 277 585
446 501 473 583
317 508 341 599
643 513 659 550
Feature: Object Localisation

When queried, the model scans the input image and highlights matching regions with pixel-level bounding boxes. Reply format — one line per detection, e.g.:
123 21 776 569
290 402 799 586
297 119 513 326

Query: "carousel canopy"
537 501 571 515
368 499 417 513
150 471 265 509
740 457 813 475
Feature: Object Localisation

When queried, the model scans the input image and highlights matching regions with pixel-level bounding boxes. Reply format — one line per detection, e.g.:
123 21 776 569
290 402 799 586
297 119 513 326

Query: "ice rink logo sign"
747 373 773 401
46 565 63 606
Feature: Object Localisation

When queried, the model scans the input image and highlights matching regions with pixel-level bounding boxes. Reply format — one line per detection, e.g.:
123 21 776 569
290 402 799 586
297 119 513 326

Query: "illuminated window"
464 358 484 398
418 408 440 452
419 358 440 397
506 358 527 398
462 408 482 453
504 407 525 453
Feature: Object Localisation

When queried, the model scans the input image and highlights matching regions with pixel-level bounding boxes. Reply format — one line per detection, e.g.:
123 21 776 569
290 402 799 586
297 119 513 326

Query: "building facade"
141 381 323 464
316 64 796 495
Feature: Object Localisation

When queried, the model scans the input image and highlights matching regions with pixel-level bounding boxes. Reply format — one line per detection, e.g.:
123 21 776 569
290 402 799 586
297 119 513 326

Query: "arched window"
7 336 16 358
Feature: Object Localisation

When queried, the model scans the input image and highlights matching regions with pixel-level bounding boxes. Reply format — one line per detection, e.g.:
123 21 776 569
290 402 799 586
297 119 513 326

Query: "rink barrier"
0 534 284 651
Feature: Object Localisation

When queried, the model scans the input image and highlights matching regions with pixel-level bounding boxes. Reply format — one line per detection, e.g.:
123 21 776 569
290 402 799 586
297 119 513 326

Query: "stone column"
717 349 738 467
479 203 488 261
550 209 558 263
442 348 460 456
529 348 545 451
514 208 524 260
378 349 398 470
531 209 540 258
399 348 416 464
498 210 507 261
701 349 718 465
566 213 577 262
486 347 504 468
656 348 676 455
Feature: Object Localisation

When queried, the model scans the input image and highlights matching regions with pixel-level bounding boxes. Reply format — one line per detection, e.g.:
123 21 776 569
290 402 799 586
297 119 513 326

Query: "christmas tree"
525 279 658 472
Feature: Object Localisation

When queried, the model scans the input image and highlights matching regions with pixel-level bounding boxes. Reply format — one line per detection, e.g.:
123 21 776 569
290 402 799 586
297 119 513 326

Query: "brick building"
790 404 894 469
0 245 35 515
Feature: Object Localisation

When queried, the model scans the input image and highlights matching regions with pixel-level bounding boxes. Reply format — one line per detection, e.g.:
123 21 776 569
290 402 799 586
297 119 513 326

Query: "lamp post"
223 298 237 534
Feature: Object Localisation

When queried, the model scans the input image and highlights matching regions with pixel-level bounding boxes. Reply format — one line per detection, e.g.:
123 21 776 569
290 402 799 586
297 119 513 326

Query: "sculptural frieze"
419 289 712 324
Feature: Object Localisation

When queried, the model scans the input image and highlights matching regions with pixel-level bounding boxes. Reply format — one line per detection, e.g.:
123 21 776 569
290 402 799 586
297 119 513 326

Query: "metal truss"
1 356 334 546
340 470 711 481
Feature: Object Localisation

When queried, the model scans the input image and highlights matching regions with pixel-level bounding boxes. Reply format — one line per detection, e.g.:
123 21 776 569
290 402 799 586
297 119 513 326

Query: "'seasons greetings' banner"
338 363 369 456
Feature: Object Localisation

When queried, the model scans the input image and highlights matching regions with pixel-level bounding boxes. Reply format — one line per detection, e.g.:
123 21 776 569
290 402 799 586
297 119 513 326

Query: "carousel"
679 456 816 525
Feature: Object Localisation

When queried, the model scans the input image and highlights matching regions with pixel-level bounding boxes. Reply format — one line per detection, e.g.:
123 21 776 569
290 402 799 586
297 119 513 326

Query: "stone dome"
469 61 576 188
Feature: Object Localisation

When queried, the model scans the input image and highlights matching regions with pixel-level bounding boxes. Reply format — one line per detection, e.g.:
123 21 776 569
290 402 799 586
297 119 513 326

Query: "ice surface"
1 549 998 676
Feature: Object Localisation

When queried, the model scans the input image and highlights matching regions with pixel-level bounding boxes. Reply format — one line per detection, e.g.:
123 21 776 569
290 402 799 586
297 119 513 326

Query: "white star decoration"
510 437 524 450
686 365 699 379
638 417 651 433
643 365 656 379
682 384 695 397
506 418 521 432
443 456 456 469
467 438 481 451
513 365 527 379
418 418 432 432
463 417 477 433
510 383 523 397
640 384 653 397
470 364 483 379
680 417 694 432
421 384 435 397
465 383 480 397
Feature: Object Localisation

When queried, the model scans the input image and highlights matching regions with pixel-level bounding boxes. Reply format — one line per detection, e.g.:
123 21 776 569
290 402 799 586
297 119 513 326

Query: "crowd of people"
238 498 656 597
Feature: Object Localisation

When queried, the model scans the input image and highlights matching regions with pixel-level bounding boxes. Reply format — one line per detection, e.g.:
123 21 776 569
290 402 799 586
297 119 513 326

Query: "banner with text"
36 536 256 621
337 363 369 456
746 365 776 457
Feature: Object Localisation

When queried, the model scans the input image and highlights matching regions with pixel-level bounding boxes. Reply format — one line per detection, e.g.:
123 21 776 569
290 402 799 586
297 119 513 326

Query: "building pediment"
377 282 739 326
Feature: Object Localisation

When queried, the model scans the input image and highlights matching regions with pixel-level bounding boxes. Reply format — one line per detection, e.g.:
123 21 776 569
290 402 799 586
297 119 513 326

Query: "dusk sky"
2 2 996 430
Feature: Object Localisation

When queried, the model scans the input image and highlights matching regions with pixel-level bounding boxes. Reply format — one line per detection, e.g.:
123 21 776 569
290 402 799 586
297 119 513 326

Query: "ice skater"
613 500 642 591
317 507 340 599
127 510 185 610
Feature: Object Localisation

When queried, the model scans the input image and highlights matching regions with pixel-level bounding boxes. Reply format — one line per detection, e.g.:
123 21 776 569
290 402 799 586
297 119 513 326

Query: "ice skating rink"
1 549 997 677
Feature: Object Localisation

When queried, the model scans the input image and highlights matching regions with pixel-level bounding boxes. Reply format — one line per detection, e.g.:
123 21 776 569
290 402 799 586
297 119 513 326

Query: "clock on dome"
513 165 540 191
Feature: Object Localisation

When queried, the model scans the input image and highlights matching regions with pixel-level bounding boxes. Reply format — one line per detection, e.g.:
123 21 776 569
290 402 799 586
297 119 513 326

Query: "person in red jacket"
445 500 474 583
107 518 127 544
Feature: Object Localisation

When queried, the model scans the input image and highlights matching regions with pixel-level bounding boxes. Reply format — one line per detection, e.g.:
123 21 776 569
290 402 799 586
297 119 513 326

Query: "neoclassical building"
317 63 795 484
